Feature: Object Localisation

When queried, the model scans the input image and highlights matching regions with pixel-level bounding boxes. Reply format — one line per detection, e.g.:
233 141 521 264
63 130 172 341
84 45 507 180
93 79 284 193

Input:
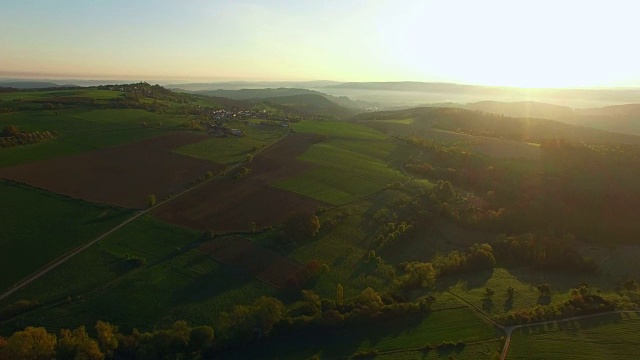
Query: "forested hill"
353 107 640 145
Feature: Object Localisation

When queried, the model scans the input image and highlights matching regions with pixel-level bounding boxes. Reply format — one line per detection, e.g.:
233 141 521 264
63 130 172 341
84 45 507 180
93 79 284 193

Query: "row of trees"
0 125 57 147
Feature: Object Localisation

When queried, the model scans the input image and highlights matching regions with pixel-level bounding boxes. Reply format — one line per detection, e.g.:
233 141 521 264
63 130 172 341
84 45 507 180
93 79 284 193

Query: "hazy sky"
1 0 639 88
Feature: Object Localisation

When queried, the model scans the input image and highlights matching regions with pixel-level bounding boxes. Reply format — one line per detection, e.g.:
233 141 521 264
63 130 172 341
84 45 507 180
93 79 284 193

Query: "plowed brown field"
0 132 221 208
151 133 326 232
200 236 303 288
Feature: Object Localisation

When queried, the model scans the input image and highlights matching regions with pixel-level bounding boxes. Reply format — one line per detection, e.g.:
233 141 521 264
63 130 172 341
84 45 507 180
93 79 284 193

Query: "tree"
485 288 495 298
506 286 515 299
57 326 103 360
95 321 118 358
253 296 285 336
537 284 551 297
148 194 157 207
189 326 214 352
336 284 344 307
1 326 57 360
1 125 19 137
281 212 320 245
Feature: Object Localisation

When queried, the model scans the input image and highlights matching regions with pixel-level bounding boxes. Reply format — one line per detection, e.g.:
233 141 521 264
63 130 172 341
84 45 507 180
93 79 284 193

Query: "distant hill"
168 80 342 91
353 107 640 145
256 94 358 119
0 81 62 89
464 101 575 120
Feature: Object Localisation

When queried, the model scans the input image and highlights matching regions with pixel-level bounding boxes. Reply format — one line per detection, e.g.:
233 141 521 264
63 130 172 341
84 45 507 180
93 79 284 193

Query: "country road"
447 291 640 360
0 125 290 303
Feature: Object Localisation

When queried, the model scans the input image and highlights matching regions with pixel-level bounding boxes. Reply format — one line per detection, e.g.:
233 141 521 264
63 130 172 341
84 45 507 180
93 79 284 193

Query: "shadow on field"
170 260 253 305
435 269 494 291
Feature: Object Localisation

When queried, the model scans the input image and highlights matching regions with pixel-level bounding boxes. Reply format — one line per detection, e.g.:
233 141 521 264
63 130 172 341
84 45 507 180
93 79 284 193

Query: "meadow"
223 307 501 359
0 180 132 292
0 108 195 167
508 312 640 359
174 122 288 164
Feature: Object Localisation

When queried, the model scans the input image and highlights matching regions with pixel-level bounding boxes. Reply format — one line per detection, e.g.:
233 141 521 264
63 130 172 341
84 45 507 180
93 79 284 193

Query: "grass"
293 120 387 140
0 215 272 334
298 139 407 183
174 123 287 164
0 89 124 102
0 108 199 166
375 339 502 360
273 167 386 206
223 307 501 359
0 181 132 292
508 312 640 359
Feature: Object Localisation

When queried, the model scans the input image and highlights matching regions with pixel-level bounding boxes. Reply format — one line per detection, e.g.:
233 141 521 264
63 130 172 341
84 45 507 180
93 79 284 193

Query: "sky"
1 0 639 88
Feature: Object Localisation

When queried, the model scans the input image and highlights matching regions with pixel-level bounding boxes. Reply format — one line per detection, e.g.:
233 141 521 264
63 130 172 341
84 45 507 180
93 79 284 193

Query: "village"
202 109 290 137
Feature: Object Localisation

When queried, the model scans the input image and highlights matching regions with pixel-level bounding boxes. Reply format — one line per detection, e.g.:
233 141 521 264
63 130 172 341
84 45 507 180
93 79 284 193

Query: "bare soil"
0 132 221 208
151 133 327 232
200 236 303 288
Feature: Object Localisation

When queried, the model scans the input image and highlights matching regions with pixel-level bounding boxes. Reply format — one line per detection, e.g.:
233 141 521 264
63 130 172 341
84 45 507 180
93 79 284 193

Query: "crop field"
152 133 325 232
0 132 223 208
273 167 386 206
200 236 304 288
508 312 640 359
445 267 609 318
0 180 132 293
0 89 125 102
375 339 502 360
223 307 501 359
174 122 288 164
0 215 272 333
293 120 387 140
0 108 201 167
297 139 407 183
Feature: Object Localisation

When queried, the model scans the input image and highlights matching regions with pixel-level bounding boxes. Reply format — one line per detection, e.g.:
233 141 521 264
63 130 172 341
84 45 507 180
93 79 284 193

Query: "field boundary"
0 125 290 302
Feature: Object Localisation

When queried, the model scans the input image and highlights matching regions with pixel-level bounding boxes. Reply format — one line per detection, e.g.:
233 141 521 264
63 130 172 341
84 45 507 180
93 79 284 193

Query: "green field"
174 123 287 164
293 120 387 140
224 307 501 359
0 108 198 166
0 89 124 102
375 339 502 360
0 181 132 292
508 312 640 359
0 215 272 333
273 167 386 206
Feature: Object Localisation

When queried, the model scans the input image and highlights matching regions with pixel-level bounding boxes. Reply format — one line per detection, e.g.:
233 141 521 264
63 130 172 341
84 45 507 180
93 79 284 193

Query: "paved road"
0 126 290 302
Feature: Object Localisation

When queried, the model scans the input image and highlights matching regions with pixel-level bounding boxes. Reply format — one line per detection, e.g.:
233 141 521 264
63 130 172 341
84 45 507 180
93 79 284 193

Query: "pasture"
174 123 288 164
273 167 386 206
223 307 501 359
0 132 220 208
293 120 387 140
0 108 198 167
508 312 640 359
200 236 304 288
0 216 272 333
0 180 132 292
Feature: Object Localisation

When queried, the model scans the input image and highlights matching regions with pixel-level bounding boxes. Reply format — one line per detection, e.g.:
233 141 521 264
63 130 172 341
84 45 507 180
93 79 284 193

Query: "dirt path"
0 126 290 302
499 309 640 360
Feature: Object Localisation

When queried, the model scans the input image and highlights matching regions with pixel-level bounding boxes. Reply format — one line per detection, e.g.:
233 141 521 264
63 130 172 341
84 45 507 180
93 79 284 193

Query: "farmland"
151 132 324 232
3 85 640 359
222 307 501 359
508 312 640 359
0 180 131 292
174 123 288 164
0 132 220 208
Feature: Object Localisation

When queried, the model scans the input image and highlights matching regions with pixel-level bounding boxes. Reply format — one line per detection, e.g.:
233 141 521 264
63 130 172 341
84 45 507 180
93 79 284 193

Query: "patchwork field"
508 312 640 359
200 236 303 288
0 216 273 333
174 123 288 164
0 180 132 293
0 132 221 208
151 133 326 232
0 109 196 167
223 307 501 359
